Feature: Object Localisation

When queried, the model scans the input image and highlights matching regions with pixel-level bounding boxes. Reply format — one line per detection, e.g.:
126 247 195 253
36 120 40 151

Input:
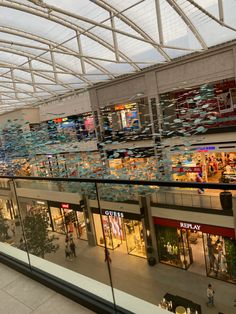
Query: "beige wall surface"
91 43 236 107
96 75 146 106
156 50 235 93
39 91 92 121
0 108 40 129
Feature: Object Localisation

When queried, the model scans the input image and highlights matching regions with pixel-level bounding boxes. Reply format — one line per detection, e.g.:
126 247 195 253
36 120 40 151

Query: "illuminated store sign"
105 210 124 218
180 222 201 231
36 201 46 205
196 146 215 152
61 203 69 209
172 167 202 173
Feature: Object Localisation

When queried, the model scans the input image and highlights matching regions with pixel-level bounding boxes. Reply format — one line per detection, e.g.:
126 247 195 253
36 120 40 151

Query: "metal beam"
10 69 18 99
1 70 57 97
166 0 208 50
92 0 171 61
28 58 36 93
154 0 164 45
0 24 138 73
186 0 236 31
218 0 224 22
110 12 120 62
76 31 86 74
0 1 141 70
49 45 58 83
0 46 82 89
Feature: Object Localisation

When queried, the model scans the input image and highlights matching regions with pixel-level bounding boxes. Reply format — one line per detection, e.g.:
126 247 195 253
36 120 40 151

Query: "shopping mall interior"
0 1 236 314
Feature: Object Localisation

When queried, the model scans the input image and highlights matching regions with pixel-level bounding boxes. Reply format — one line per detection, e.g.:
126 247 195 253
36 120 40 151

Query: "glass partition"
0 176 235 313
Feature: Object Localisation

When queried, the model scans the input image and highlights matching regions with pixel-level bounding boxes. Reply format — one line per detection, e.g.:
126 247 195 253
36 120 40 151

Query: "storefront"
101 98 150 136
48 201 87 240
154 217 236 284
161 78 236 135
171 149 236 183
47 112 95 142
0 198 15 220
19 198 49 221
107 149 157 180
92 208 146 258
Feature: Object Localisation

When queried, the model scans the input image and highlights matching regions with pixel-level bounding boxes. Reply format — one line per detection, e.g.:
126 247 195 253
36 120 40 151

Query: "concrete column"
232 195 236 238
139 195 158 264
233 46 236 81
82 195 96 246
89 89 103 140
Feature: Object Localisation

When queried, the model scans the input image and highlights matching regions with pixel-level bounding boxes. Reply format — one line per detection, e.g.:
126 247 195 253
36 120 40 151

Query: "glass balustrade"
0 176 235 314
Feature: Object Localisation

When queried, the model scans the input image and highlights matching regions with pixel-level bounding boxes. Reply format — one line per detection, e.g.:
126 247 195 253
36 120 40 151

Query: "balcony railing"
0 175 235 313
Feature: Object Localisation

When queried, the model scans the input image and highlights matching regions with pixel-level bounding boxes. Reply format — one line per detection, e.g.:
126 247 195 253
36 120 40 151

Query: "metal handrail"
0 175 236 190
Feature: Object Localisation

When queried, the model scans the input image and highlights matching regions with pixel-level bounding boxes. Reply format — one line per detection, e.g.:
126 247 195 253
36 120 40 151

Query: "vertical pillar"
82 195 96 246
139 195 158 265
89 89 103 141
232 196 236 238
9 180 20 219
233 46 236 82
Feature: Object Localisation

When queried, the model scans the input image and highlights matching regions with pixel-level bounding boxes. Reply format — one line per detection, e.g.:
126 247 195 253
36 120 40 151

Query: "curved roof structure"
0 0 236 113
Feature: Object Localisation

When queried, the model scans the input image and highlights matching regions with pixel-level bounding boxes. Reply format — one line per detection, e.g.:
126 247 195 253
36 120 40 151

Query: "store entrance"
93 213 146 258
186 231 206 276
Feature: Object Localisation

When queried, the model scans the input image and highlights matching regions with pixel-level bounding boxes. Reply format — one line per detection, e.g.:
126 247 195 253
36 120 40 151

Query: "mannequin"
219 254 227 272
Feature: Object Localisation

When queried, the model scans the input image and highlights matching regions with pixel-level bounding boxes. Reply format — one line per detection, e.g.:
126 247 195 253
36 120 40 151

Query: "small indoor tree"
23 211 59 258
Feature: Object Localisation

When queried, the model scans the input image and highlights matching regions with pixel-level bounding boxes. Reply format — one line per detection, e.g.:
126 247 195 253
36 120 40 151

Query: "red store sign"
172 167 202 173
153 217 235 238
61 203 70 209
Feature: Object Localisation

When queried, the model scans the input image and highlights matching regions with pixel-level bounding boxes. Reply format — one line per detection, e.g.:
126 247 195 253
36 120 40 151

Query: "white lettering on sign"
104 210 124 218
180 222 201 231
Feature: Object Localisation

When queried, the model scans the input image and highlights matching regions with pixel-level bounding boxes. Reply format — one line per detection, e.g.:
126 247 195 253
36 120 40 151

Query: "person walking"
65 243 72 261
104 248 111 263
207 284 215 307
70 239 76 257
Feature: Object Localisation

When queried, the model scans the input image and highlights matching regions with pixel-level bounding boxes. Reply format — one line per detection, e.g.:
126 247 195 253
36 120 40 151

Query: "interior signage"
180 222 201 231
61 203 70 209
114 104 125 111
172 167 202 173
105 210 124 218
196 146 215 152
36 201 46 205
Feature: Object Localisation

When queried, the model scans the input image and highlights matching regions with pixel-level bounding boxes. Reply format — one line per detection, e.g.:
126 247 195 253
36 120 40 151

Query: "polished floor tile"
0 290 32 314
3 275 55 310
31 293 94 314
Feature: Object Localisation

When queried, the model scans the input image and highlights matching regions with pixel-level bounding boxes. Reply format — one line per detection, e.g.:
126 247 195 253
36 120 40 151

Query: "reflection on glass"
203 233 236 283
124 219 146 258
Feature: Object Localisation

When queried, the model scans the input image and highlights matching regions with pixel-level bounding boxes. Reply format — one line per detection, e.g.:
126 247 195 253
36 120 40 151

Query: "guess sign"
180 222 201 231
105 210 124 218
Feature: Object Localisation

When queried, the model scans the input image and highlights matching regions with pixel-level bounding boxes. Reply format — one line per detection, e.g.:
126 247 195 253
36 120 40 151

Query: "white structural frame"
0 0 234 112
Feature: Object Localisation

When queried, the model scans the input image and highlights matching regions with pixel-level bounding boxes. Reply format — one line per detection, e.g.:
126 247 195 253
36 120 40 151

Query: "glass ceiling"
0 0 236 114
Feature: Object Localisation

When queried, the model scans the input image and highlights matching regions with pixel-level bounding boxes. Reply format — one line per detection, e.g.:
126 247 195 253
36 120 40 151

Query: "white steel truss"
0 0 235 113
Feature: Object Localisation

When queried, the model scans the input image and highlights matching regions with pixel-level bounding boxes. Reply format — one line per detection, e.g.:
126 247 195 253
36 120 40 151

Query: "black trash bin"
220 191 232 211
148 256 157 266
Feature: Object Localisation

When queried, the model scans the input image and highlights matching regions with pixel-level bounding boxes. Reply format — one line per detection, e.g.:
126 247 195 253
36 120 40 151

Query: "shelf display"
172 151 236 183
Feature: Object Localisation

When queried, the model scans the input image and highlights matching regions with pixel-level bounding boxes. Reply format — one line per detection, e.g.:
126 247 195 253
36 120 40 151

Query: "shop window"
50 207 65 234
203 233 236 283
124 219 146 258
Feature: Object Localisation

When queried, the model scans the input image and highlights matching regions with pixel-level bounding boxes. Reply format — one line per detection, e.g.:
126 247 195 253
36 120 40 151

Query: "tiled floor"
0 263 94 314
46 235 236 314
